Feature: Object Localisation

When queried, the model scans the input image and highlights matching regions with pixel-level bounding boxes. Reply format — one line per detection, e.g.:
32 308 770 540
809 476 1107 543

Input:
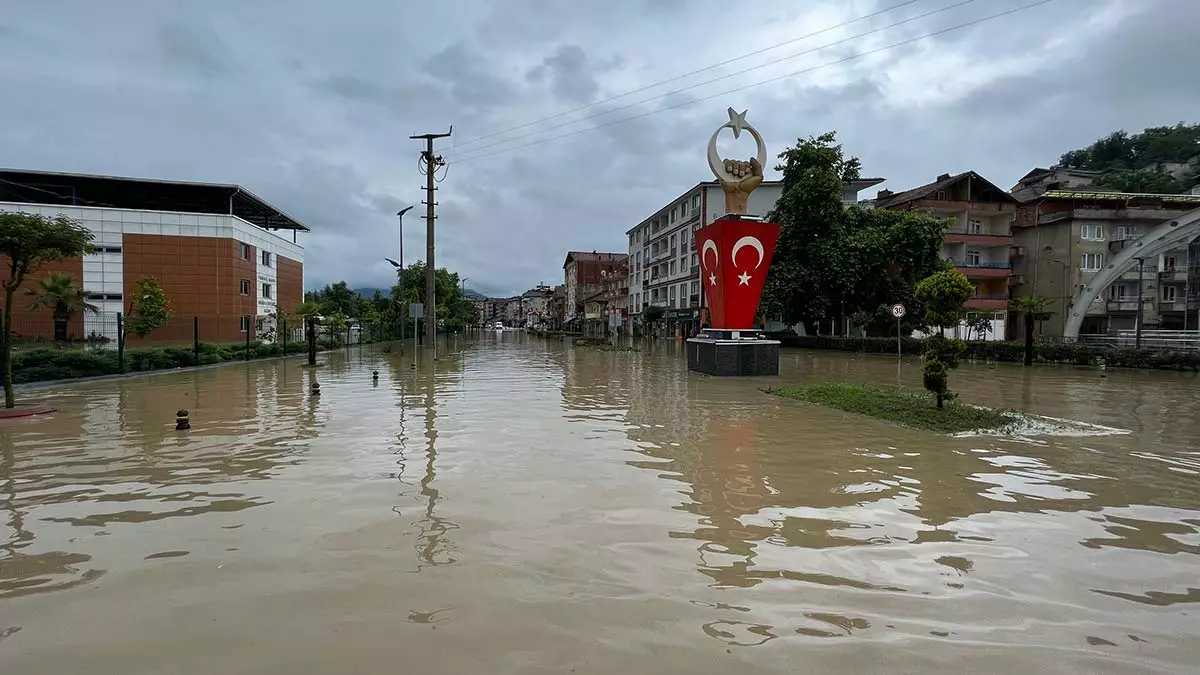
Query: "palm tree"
27 272 97 342
1010 295 1053 366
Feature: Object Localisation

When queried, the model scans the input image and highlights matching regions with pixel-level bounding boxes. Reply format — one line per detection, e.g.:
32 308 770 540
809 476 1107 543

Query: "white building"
625 178 883 333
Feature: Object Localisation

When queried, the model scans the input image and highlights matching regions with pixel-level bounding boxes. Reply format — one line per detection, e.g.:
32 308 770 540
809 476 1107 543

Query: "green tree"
1010 295 1053 366
763 131 948 333
0 211 95 408
27 272 98 342
1058 123 1199 194
964 313 992 342
391 261 468 331
915 270 972 409
125 276 172 338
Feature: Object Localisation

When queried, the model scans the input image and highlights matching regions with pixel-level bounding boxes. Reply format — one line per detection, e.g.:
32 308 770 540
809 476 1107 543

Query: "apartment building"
1011 189 1200 335
0 169 305 344
625 177 883 335
563 251 627 330
878 171 1017 339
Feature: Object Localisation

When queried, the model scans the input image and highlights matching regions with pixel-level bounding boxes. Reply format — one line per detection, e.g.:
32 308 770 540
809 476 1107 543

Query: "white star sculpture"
738 271 751 286
726 107 749 139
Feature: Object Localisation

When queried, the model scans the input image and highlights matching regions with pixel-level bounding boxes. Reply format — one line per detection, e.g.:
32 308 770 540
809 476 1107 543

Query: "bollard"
310 382 321 397
175 409 190 430
372 370 379 379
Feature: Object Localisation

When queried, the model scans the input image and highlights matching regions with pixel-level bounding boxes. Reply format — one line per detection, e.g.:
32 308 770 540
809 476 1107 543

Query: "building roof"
877 170 1016 209
0 168 310 231
1039 189 1200 204
563 251 628 268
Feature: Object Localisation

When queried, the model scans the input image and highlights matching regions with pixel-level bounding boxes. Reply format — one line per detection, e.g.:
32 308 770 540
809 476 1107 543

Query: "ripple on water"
0 341 1197 673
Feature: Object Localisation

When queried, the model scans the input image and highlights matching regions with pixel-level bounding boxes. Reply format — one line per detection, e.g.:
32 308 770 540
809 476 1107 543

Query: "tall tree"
27 272 98 342
763 131 947 333
915 270 972 409
0 212 94 408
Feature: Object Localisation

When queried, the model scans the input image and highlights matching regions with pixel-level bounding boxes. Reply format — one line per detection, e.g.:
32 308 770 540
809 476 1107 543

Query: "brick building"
0 169 306 344
562 251 627 330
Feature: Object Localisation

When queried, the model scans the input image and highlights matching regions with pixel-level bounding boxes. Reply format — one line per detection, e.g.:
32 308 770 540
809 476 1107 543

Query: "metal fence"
1077 330 1200 351
8 311 414 352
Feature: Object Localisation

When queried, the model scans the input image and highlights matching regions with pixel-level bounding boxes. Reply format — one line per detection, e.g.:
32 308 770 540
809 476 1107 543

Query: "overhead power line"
450 0 1056 166
450 0 984 161
449 0 926 152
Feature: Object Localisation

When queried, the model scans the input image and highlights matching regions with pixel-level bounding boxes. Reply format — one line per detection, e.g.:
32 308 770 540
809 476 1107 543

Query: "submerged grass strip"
769 383 1017 434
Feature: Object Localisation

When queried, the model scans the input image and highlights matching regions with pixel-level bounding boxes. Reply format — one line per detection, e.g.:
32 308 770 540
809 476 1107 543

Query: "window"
680 256 687 271
240 279 250 295
1164 255 1178 272
670 233 677 248
634 293 640 307
239 316 250 332
262 283 272 299
691 254 698 268
934 190 947 200
1081 253 1104 271
670 207 678 222
669 286 676 300
680 201 689 217
87 293 123 301
1109 284 1130 300
680 284 688 302
261 250 272 267
692 195 700 211
971 283 981 297
239 242 250 259
1163 285 1178 302
691 281 699 295
1081 224 1103 241
967 219 983 234
670 261 676 275
97 245 122 253
966 249 981 266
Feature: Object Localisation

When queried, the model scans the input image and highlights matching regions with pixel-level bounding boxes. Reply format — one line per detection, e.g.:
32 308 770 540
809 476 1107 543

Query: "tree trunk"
2 286 15 408
936 392 944 409
1023 312 1035 366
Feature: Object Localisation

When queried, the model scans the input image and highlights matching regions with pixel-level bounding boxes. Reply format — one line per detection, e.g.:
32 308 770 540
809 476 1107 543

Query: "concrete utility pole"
411 127 452 353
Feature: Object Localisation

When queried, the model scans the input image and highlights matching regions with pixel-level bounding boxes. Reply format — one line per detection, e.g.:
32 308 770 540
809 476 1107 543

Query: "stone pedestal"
686 329 779 377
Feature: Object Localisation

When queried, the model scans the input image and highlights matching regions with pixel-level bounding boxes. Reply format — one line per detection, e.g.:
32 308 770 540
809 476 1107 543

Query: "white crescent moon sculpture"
701 239 719 269
707 108 767 184
731 236 764 268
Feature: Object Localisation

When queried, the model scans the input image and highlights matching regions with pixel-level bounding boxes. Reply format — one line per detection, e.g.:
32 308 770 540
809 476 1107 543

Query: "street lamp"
394 205 414 270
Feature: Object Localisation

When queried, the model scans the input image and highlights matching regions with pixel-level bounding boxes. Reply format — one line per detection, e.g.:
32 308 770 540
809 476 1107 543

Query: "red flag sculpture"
697 218 780 330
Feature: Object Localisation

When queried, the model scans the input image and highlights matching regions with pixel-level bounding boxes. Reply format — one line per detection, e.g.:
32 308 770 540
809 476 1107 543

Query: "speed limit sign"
890 303 906 319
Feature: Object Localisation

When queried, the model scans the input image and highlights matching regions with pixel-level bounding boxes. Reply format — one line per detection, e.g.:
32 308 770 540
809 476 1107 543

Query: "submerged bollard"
175 409 190 430
311 382 321 397
372 370 379 380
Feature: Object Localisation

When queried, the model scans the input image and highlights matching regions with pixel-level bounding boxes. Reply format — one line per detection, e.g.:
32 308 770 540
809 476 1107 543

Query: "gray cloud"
0 0 1195 296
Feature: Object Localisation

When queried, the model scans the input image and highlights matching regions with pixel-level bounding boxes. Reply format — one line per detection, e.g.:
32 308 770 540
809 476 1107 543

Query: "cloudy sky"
1 0 1195 296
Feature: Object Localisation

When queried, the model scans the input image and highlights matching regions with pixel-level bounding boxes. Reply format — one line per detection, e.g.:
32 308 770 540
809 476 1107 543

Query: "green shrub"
11 349 120 383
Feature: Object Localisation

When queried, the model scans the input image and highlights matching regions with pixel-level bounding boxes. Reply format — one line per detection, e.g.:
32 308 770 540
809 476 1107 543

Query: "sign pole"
890 303 906 362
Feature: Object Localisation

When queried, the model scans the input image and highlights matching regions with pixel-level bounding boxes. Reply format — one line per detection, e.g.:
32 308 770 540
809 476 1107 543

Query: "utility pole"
411 127 452 354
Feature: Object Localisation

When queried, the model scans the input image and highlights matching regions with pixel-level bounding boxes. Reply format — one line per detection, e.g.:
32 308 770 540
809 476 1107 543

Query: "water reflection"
1 339 1197 673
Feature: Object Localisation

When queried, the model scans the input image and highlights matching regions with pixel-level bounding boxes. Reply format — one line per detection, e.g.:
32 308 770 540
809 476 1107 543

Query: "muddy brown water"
1 334 1197 674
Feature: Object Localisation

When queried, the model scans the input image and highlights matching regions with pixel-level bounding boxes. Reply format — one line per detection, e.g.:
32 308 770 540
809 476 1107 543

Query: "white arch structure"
1064 206 1200 339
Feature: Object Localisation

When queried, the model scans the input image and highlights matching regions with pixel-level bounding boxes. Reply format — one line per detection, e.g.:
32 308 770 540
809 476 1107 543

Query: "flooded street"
2 334 1198 674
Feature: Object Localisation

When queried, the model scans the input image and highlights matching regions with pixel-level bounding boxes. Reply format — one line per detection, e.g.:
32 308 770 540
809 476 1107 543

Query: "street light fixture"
395 205 414 270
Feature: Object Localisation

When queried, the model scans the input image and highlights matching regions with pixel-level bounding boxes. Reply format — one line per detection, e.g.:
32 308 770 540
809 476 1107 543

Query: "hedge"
777 335 1200 371
12 341 310 384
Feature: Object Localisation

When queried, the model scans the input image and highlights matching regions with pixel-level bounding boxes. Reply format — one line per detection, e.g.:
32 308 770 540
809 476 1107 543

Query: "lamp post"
396 205 414 269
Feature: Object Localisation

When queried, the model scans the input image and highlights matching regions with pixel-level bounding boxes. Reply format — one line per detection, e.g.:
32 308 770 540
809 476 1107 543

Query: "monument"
687 108 781 377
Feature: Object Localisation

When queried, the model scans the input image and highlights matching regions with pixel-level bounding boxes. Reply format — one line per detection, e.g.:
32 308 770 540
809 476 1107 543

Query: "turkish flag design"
697 218 780 330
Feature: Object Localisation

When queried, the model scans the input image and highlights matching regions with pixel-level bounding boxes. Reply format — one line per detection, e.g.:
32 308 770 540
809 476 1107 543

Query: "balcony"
1159 268 1189 283
1106 299 1148 312
951 260 1011 278
1008 274 1025 286
641 279 648 289
1160 299 1190 312
690 265 700 276
1120 267 1155 282
943 229 1013 246
965 294 1009 310
689 294 699 305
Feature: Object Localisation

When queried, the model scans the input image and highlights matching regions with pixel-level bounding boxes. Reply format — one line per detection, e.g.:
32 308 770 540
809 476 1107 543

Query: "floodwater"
1 334 1198 674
